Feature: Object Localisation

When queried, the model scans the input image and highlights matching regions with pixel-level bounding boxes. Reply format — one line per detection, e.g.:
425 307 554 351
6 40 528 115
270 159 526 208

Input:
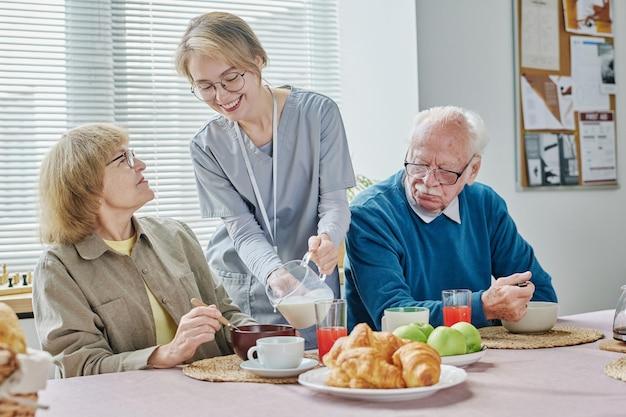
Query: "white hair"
409 106 489 155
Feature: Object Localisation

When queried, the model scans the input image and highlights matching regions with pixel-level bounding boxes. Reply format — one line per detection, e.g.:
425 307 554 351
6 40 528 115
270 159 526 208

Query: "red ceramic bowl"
231 324 296 360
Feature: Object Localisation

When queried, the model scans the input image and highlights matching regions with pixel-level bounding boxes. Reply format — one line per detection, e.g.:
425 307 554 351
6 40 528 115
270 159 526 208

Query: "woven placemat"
183 352 319 384
478 325 603 349
599 339 626 353
604 357 626 382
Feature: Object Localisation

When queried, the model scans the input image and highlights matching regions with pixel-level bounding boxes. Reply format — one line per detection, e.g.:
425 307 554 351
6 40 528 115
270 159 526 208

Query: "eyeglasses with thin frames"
404 154 476 185
107 149 135 169
191 71 246 102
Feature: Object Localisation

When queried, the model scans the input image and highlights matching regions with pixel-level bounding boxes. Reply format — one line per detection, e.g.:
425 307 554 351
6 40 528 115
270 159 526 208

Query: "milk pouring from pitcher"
266 253 333 329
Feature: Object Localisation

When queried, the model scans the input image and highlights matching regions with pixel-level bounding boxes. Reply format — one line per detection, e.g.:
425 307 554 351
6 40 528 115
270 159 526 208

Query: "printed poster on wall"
570 36 611 111
525 132 579 186
578 111 616 183
522 0 560 70
563 0 612 37
521 74 574 130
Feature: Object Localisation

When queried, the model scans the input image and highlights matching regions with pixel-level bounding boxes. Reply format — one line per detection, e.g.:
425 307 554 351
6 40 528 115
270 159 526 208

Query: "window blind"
0 0 341 273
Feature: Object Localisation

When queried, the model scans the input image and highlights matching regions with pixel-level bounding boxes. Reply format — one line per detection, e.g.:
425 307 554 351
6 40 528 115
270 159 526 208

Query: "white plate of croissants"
298 324 467 401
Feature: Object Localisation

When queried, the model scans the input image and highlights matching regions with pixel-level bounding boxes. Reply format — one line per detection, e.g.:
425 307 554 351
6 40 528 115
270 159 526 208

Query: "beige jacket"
33 217 255 377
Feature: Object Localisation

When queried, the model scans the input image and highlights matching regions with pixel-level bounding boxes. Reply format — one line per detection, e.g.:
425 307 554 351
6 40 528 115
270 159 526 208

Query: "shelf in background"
0 292 33 316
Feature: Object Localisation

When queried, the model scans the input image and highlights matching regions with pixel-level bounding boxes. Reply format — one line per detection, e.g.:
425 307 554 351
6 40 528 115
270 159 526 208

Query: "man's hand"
149 305 222 368
307 234 338 276
481 271 534 321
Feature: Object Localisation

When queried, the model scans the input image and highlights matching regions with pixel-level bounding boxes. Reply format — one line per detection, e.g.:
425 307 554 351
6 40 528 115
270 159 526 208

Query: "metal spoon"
190 297 240 331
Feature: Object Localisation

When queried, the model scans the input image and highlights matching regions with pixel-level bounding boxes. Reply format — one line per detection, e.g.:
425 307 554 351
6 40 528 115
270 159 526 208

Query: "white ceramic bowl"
501 301 558 334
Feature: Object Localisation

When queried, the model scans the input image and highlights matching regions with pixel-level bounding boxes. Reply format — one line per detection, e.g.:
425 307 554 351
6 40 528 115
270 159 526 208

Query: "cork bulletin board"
514 0 618 189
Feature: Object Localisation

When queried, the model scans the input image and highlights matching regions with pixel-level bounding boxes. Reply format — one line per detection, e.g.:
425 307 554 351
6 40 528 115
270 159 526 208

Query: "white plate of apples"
393 321 486 367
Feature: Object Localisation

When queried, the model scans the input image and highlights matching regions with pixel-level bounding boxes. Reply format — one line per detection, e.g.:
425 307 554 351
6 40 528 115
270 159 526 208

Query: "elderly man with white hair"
344 106 557 330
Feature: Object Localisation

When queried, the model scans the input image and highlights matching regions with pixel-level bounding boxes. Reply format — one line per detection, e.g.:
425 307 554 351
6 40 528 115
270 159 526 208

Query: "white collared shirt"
404 181 461 224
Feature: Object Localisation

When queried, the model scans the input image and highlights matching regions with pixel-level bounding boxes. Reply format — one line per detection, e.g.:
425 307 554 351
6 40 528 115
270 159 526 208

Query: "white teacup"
246 336 304 369
381 306 430 332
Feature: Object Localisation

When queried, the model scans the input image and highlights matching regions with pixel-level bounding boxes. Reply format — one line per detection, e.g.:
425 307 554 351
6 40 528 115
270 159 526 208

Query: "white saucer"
240 358 318 378
441 346 487 367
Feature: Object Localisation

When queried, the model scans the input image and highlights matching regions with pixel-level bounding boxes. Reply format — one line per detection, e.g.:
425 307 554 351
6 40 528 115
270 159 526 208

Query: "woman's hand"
307 234 338 276
148 305 222 368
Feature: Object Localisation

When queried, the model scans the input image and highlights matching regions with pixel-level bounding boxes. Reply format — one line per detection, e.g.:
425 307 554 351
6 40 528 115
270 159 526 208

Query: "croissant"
0 303 24 385
323 323 377 367
326 367 352 388
323 323 441 389
340 322 374 349
0 302 26 354
0 347 19 384
370 330 408 363
328 347 406 389
323 323 407 367
392 342 441 387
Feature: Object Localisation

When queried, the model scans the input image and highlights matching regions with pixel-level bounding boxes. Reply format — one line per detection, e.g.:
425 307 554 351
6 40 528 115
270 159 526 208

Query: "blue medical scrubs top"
190 87 356 332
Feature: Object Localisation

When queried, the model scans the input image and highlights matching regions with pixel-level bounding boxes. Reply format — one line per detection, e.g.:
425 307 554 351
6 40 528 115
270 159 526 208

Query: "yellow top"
103 235 176 346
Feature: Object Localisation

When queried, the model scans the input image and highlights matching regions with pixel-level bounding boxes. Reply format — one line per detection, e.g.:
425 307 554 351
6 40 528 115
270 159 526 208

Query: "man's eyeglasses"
191 71 246 102
404 154 476 185
107 149 135 169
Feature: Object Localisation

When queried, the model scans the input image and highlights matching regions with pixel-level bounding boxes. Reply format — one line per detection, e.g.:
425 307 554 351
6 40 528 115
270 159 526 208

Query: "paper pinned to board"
521 74 574 130
525 132 578 186
570 36 610 111
563 0 613 37
598 43 615 94
578 111 616 183
521 0 560 71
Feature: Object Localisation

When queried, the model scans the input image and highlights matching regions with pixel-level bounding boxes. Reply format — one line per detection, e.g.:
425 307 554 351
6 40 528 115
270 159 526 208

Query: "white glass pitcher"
265 253 334 329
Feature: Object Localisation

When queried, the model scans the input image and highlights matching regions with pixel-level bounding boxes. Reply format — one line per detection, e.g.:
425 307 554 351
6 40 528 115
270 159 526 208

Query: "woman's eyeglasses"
107 149 135 169
191 71 246 102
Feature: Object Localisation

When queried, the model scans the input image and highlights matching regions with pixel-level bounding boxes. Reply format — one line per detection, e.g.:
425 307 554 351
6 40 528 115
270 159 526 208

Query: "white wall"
338 0 419 180
19 318 41 349
416 0 626 315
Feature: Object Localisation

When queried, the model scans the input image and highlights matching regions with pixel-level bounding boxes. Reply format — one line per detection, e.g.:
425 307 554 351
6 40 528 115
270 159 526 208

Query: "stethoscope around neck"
233 85 279 252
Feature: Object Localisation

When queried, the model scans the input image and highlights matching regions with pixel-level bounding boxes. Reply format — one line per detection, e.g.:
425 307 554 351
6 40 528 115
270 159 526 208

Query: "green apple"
393 323 427 342
426 326 467 356
451 321 482 353
412 322 434 338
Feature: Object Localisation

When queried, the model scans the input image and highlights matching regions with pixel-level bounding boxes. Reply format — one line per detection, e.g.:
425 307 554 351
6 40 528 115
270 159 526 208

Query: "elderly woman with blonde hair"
34 123 255 377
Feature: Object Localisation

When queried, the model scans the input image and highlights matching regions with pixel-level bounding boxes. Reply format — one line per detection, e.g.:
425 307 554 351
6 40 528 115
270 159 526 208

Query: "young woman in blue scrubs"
175 12 355 346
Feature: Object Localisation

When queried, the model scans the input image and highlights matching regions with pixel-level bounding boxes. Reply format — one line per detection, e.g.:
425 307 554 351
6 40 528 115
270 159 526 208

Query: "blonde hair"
175 12 268 83
39 123 128 245
410 106 489 155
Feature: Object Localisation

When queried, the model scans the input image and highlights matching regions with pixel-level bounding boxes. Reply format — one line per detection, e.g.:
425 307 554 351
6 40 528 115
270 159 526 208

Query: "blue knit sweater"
345 171 557 330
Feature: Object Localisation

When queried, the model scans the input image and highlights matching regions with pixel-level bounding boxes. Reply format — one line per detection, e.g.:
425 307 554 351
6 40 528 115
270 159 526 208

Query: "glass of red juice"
442 289 472 326
315 299 347 359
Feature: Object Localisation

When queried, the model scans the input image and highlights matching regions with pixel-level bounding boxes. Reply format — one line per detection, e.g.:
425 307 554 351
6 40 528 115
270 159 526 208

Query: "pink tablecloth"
37 310 625 417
